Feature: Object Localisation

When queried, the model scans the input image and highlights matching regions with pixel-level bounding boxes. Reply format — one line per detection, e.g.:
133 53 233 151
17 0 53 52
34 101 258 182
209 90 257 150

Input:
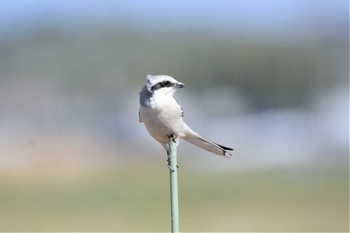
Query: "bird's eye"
163 81 173 87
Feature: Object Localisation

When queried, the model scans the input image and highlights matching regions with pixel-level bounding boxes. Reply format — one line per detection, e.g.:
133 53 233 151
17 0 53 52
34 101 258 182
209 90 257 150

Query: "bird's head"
145 74 185 96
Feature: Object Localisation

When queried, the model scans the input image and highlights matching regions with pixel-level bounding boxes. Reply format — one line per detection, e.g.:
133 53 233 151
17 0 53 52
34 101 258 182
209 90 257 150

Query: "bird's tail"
182 125 233 158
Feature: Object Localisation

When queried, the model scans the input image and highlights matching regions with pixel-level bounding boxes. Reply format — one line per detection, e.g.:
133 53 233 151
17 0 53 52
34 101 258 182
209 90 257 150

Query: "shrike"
139 74 233 158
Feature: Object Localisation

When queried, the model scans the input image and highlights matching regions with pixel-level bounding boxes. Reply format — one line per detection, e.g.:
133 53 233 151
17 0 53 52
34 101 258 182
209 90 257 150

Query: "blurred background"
0 0 348 231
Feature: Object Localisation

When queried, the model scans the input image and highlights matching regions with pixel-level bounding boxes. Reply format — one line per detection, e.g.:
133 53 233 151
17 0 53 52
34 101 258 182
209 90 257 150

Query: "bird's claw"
169 133 178 142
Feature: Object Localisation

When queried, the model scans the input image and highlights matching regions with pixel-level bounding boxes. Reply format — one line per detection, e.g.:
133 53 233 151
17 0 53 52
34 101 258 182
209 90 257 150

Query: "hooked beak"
174 82 185 88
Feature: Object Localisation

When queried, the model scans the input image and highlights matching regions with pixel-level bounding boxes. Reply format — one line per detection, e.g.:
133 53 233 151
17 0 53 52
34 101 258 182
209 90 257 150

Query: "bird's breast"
139 98 184 143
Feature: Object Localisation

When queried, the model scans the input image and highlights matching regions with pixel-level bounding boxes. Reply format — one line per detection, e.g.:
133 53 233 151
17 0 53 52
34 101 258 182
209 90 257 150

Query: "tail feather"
182 128 233 158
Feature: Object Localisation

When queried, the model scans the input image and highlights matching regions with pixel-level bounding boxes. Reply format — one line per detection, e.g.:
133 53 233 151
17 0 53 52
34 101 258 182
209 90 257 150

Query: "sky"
0 0 347 39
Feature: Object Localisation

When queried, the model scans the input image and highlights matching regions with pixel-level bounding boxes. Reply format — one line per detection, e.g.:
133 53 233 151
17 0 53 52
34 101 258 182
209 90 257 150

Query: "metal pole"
168 135 179 233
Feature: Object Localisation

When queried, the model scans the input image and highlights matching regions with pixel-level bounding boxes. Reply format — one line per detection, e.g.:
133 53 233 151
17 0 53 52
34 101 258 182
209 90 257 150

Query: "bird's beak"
174 82 185 88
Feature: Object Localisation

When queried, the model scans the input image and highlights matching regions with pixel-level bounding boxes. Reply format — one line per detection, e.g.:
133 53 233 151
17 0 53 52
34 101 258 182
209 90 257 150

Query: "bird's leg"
167 133 179 169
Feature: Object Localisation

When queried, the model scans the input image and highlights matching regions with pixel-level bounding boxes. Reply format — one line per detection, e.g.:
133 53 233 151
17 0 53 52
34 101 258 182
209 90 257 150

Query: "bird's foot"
167 133 179 172
168 133 178 142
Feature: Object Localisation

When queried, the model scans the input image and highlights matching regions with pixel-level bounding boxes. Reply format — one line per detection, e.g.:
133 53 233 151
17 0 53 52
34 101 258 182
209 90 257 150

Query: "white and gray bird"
139 74 233 158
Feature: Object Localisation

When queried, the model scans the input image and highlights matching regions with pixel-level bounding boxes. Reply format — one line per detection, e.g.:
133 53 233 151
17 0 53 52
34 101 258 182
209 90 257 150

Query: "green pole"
168 135 179 233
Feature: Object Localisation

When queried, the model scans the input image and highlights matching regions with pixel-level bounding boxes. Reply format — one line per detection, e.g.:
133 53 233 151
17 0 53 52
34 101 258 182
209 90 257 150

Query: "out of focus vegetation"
0 166 348 232
0 27 347 109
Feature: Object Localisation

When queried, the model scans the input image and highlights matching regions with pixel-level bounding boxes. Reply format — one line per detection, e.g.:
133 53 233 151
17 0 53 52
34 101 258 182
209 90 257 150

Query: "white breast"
139 94 185 144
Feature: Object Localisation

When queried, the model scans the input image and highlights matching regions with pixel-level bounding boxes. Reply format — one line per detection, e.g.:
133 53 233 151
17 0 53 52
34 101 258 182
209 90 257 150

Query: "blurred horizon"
0 0 348 231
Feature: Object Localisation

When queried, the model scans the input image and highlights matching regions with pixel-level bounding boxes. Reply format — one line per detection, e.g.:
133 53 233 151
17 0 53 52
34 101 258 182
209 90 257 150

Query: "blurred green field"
0 165 348 232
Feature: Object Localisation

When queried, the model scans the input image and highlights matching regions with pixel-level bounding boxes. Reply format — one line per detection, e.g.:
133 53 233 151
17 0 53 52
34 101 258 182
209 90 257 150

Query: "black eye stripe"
151 83 162 92
151 81 173 91
163 81 173 87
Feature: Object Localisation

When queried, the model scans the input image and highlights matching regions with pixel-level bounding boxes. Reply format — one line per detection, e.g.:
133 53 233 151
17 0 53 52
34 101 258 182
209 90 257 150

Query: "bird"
139 74 233 158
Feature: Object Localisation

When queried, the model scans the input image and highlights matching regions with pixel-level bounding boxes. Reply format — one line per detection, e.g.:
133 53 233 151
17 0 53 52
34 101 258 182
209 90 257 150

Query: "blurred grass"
0 165 348 232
